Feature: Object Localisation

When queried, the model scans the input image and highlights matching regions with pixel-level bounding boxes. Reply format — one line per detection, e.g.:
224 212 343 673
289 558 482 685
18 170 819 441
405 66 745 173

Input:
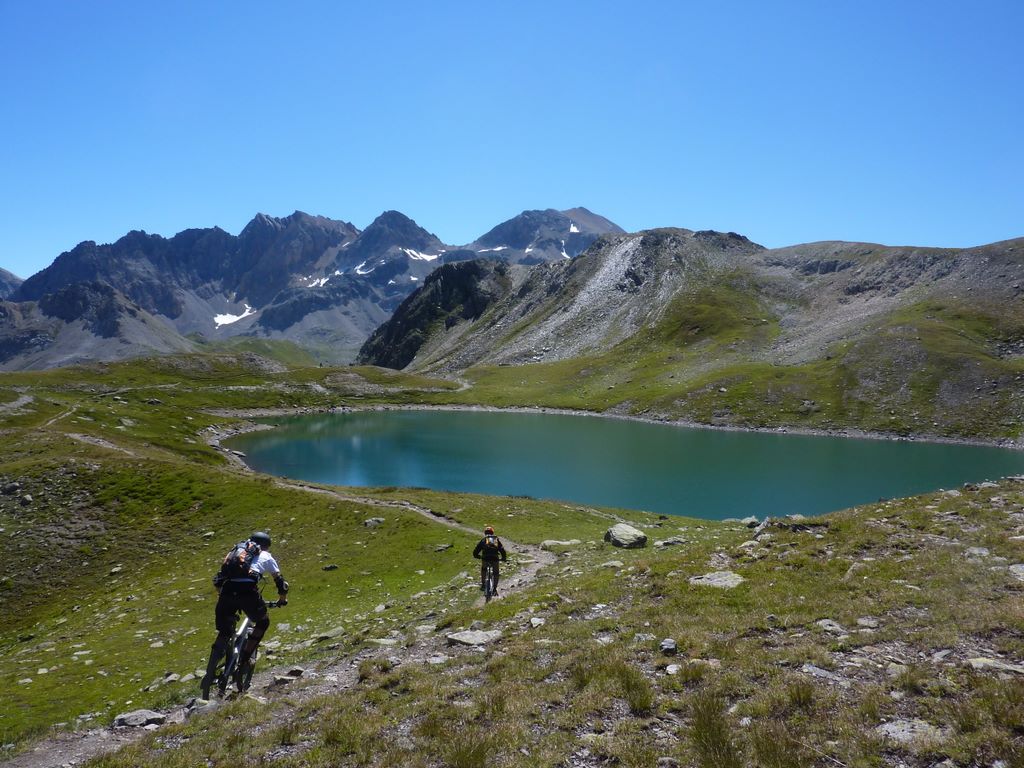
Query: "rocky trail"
1 479 556 768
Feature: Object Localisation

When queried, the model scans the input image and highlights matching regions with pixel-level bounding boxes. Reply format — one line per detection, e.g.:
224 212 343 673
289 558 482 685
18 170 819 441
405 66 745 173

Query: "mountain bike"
483 561 499 602
203 598 284 699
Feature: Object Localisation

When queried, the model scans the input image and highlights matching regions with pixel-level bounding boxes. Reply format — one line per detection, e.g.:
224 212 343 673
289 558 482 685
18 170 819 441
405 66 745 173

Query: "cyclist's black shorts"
215 582 268 635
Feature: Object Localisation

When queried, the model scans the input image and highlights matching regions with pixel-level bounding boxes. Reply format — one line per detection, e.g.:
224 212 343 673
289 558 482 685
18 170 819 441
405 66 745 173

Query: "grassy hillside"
0 354 1022 767
419 291 1024 442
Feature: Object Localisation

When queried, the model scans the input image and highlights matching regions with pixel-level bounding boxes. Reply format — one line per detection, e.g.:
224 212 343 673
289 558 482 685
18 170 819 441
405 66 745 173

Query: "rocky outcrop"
0 267 23 299
357 260 511 369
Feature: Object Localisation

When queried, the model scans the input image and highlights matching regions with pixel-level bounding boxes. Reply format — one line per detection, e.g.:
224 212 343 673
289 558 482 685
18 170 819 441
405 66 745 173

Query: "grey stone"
530 617 546 628
966 546 990 558
800 663 850 688
315 626 346 642
435 543 453 552
363 517 386 527
875 719 946 745
660 638 678 655
654 536 686 547
446 629 503 647
688 571 745 589
1008 564 1024 582
967 657 1024 674
114 709 166 728
816 619 847 635
741 516 759 527
322 564 339 571
19 494 32 506
540 538 581 550
604 523 648 549
856 617 880 629
600 560 625 569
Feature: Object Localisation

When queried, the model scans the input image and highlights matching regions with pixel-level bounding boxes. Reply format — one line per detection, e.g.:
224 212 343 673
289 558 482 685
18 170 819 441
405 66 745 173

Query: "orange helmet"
484 526 495 535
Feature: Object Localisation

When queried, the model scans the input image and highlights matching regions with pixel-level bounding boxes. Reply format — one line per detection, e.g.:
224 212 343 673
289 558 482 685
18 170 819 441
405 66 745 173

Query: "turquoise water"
226 410 1024 519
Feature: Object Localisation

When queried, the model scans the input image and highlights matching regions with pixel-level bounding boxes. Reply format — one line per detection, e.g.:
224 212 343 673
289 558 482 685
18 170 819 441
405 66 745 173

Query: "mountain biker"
201 531 288 697
472 525 507 595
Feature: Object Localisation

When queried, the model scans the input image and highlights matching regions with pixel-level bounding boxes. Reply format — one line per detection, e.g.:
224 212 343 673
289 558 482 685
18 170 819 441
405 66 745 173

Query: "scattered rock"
875 719 946 745
114 709 166 728
800 663 850 688
816 619 847 635
660 638 678 655
315 627 346 642
856 617 880 629
2 482 20 494
600 560 625 569
446 629 503 647
109 566 124 575
322 564 339 571
541 539 582 550
654 537 686 547
427 654 449 665
530 618 546 628
1008 564 1024 582
966 546 991 558
887 663 909 678
741 516 759 527
363 517 385 528
657 758 681 768
842 562 867 581
434 544 453 552
688 571 744 589
604 523 647 549
367 638 399 647
19 494 32 506
202 531 215 539
967 657 1024 674
665 664 681 675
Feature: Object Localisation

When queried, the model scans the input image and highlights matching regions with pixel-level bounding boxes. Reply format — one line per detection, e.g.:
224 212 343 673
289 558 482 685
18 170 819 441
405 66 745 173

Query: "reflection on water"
226 410 1024 519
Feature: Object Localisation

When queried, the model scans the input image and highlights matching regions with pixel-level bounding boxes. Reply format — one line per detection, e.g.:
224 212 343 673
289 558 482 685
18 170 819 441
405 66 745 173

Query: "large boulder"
604 523 647 549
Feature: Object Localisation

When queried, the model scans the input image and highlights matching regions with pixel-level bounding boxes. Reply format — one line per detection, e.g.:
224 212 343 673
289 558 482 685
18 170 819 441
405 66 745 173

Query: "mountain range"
358 228 1024 437
0 207 618 370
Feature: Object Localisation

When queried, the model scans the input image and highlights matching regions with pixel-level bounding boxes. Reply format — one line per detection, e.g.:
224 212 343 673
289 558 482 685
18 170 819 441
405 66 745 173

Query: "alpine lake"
225 409 1024 520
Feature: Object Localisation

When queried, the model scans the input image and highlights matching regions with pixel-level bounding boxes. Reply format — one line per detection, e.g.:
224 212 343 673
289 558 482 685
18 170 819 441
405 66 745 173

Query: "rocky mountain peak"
0 268 23 300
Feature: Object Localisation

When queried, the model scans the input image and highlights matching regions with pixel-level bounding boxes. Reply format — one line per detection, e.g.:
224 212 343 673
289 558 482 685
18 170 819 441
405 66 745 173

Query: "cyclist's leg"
202 592 238 693
480 561 487 590
237 590 269 669
492 561 500 594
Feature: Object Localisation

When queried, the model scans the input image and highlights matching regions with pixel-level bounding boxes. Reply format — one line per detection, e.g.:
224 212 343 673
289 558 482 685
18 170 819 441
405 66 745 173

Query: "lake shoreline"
207 402 1024 454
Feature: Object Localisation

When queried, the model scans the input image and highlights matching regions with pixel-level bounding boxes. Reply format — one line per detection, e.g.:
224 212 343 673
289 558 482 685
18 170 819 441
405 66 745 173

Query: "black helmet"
251 531 271 549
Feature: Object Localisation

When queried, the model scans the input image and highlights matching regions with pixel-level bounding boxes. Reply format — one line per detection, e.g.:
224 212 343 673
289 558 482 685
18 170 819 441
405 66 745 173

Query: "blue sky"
1 0 1021 279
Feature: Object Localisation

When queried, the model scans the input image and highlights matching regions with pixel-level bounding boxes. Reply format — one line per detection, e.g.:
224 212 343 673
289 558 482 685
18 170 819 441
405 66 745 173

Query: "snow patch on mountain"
403 248 441 262
214 305 256 328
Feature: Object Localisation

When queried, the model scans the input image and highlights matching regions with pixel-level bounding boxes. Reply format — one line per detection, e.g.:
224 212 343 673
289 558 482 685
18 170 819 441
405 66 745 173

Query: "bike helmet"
251 531 272 549
484 526 494 535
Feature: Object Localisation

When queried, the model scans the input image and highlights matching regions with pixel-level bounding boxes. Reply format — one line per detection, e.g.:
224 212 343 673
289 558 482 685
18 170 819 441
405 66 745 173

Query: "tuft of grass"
749 721 810 768
688 689 743 768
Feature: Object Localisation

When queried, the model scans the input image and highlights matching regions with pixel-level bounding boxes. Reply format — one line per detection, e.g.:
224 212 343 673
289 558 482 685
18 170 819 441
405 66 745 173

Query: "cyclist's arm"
472 539 483 559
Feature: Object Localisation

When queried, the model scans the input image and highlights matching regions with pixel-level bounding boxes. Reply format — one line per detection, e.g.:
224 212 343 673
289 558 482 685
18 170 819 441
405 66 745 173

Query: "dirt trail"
1 479 556 768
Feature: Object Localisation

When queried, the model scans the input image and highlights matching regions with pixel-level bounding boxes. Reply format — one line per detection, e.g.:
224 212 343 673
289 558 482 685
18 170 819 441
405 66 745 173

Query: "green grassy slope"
416 290 1024 441
0 353 1021 767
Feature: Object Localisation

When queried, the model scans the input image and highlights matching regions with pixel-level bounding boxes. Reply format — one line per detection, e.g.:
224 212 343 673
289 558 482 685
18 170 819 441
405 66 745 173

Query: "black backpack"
214 539 262 585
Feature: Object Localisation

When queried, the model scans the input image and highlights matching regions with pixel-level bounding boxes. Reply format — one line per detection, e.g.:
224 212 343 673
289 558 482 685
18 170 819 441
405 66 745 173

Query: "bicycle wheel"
484 563 497 602
239 647 258 692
